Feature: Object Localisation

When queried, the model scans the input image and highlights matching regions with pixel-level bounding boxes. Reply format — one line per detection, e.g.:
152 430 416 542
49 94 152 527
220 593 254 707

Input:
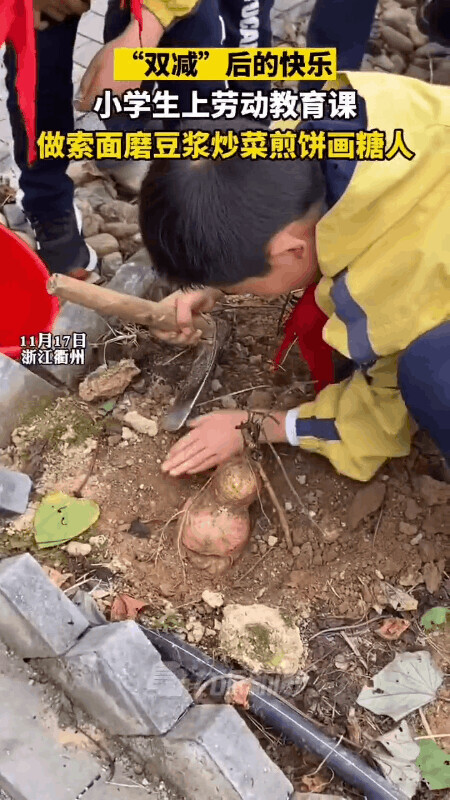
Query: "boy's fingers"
168 449 213 476
187 455 221 474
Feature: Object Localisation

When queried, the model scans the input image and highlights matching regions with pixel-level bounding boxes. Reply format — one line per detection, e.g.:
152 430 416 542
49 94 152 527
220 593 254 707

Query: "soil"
1 294 449 798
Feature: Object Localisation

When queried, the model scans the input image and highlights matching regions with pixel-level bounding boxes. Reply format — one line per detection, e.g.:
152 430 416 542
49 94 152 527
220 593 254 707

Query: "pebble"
399 521 418 536
292 546 300 556
121 427 135 441
108 434 122 446
86 232 119 257
221 395 238 409
201 590 224 609
187 620 205 644
124 410 158 437
296 475 307 485
284 501 293 511
382 7 413 37
103 222 139 239
259 543 268 554
268 535 278 547
249 354 262 365
381 24 414 54
211 379 222 392
405 497 420 520
99 200 139 224
373 54 395 72
405 64 429 80
390 53 407 73
65 541 92 557
82 213 102 238
102 251 123 277
410 533 423 546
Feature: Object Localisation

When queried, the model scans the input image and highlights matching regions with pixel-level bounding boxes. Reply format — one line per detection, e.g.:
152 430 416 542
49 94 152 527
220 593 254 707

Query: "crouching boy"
139 71 450 483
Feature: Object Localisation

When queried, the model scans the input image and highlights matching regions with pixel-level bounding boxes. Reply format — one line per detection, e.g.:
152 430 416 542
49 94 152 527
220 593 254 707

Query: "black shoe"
30 206 98 277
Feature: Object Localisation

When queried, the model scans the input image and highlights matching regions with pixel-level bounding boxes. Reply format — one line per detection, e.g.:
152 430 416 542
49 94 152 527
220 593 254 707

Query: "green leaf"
416 739 450 790
100 399 116 414
421 606 450 631
34 492 100 549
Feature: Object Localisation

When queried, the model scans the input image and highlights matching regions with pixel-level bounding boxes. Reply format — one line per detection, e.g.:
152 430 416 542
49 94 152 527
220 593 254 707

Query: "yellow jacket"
286 71 450 482
142 0 199 29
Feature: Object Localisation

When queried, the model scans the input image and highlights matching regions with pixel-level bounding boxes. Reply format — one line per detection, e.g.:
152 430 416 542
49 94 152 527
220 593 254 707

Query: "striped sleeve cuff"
285 408 300 445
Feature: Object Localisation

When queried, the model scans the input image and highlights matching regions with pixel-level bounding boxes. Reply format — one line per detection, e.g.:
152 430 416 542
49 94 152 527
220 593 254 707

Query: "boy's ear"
269 229 306 258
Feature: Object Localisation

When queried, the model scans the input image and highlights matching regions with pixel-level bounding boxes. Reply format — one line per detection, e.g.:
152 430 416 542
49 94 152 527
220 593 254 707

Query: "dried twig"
234 548 273 586
196 384 271 408
255 461 293 550
419 708 434 741
308 615 387 641
265 440 327 537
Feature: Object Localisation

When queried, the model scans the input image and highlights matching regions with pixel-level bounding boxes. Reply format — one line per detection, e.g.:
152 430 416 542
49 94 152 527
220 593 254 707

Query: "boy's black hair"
139 118 326 287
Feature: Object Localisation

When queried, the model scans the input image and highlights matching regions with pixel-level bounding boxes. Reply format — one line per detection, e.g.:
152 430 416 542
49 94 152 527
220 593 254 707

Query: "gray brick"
46 622 192 735
0 554 89 657
0 467 32 514
132 705 293 800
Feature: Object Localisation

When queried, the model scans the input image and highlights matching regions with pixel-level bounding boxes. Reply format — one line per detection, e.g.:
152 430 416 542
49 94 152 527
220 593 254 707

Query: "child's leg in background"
5 18 79 220
398 322 450 467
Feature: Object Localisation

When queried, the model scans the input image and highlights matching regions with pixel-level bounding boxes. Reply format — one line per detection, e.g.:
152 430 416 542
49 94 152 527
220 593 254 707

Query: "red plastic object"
0 226 59 360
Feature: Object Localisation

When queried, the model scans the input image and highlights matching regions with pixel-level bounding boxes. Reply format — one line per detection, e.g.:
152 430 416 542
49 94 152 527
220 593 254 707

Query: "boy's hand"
77 9 164 111
162 411 247 476
34 0 90 27
153 288 223 346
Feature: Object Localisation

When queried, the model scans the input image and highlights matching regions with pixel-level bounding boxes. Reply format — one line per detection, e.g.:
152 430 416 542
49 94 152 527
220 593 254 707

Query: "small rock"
434 61 450 86
407 22 429 48
268 535 278 547
75 180 117 210
410 533 423 545
221 395 238 409
399 521 418 536
382 6 413 37
102 251 123 277
86 232 119 257
89 535 106 547
99 200 138 224
422 507 447 534
249 354 262 365
108 434 122 446
248 389 273 409
79 359 140 402
123 410 158 437
211 379 222 392
373 54 395 72
103 222 140 239
417 475 450 506
297 475 307 485
322 527 340 543
405 64 429 80
187 620 205 644
82 213 102 238
405 498 421 520
284 501 293 511
121 427 135 441
381 24 414 54
201 590 224 609
390 53 407 73
65 541 92 557
292 546 300 556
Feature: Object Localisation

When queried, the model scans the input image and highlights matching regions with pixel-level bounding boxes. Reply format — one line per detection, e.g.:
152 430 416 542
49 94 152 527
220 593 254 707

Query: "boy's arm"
285 357 412 482
78 0 201 110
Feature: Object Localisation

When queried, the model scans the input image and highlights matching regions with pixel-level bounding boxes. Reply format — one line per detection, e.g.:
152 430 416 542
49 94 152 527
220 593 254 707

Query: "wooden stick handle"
47 274 214 338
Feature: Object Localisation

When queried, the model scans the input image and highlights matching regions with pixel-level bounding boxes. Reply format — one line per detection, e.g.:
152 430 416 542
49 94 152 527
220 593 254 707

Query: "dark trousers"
398 323 450 466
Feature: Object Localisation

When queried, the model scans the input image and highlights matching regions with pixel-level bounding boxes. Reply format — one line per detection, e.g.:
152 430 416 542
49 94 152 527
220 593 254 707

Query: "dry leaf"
225 679 251 710
347 482 385 531
110 593 148 621
357 651 443 721
376 618 411 641
42 565 72 589
301 773 330 793
423 562 443 594
379 582 418 612
371 722 421 798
